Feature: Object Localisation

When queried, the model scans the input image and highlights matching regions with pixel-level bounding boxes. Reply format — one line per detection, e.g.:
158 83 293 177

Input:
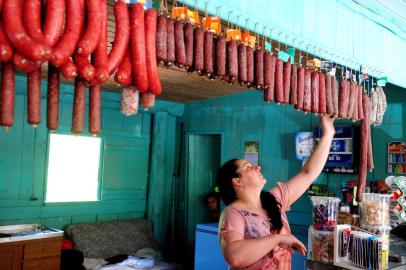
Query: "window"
45 134 102 203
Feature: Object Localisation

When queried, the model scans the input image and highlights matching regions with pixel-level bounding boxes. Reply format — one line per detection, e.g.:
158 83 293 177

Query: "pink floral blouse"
219 182 292 270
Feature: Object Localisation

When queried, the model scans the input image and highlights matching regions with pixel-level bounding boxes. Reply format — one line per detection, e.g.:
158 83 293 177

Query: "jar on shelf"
360 193 391 228
310 196 341 231
311 229 334 263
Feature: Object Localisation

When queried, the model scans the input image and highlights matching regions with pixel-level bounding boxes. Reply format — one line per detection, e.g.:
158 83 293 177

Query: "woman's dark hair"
216 159 283 230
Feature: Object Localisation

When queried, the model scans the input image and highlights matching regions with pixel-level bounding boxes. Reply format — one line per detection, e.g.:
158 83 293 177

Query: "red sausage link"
347 81 357 118
274 59 284 104
238 44 247 84
107 0 130 75
156 14 168 65
175 20 187 68
184 22 194 69
131 4 149 92
43 0 65 47
23 0 46 43
356 93 370 202
325 75 334 116
215 35 226 79
193 27 204 74
0 23 13 62
227 40 238 84
295 67 305 110
71 78 86 134
12 54 40 73
358 85 364 120
338 80 350 118
319 73 326 115
166 18 175 67
52 0 83 66
73 53 96 81
77 0 102 56
332 77 339 117
204 31 214 76
47 64 60 131
60 58 78 80
311 71 319 114
367 127 374 171
0 62 15 128
89 84 101 135
246 46 254 86
92 0 109 84
264 55 276 102
283 60 291 103
141 91 156 110
145 8 162 96
27 67 42 127
254 49 264 89
114 49 132 87
303 69 311 112
352 84 359 121
289 64 298 106
3 0 51 61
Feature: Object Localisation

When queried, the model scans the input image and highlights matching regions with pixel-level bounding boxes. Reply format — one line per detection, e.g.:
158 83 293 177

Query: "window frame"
43 131 104 205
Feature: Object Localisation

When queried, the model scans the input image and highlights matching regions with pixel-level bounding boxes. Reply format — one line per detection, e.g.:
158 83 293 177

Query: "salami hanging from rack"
325 75 334 116
311 71 319 114
263 53 276 102
238 44 247 84
274 59 284 104
289 64 297 106
303 69 311 113
254 48 264 89
295 67 305 110
318 73 326 115
283 60 291 103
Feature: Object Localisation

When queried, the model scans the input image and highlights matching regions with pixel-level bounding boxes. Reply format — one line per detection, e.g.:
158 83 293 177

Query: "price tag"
202 16 221 34
278 51 290 62
241 32 256 48
286 48 295 63
123 0 151 8
378 76 388 86
265 41 272 52
172 6 188 20
187 10 200 25
226 29 242 41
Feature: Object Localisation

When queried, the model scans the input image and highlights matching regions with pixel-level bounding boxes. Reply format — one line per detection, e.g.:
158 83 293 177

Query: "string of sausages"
0 0 160 135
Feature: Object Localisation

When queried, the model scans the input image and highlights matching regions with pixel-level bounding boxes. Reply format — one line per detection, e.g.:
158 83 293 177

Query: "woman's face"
235 159 266 189
207 197 218 210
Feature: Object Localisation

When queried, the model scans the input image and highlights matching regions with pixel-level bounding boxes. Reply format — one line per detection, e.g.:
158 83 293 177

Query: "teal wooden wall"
185 84 406 226
0 75 184 232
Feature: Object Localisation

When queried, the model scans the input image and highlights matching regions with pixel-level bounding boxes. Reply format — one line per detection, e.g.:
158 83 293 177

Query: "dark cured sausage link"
89 84 101 135
156 14 168 65
325 75 334 116
367 127 374 171
47 64 60 131
107 0 130 75
238 44 247 84
145 8 162 95
166 18 175 66
0 23 13 62
352 84 359 121
43 0 65 47
184 22 194 69
283 60 291 103
254 49 264 89
27 67 42 127
263 55 276 102
358 85 364 120
174 20 186 68
311 71 319 114
356 93 370 202
338 80 350 118
131 3 148 92
347 81 357 118
193 27 204 74
246 46 254 86
140 91 156 110
274 59 284 104
227 40 238 84
13 53 40 73
51 0 83 67
0 62 15 129
211 36 217 78
303 69 311 112
3 0 51 61
289 64 298 106
23 0 46 43
77 0 102 56
215 35 226 79
71 78 86 134
60 58 78 80
114 49 132 87
295 67 305 110
203 31 214 76
332 77 339 117
319 73 326 115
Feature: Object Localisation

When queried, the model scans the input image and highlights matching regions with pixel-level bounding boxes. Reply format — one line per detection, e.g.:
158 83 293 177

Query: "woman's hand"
277 234 307 256
320 115 335 138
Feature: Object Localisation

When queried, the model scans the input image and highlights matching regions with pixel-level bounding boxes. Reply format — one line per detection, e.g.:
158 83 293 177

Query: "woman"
216 115 335 269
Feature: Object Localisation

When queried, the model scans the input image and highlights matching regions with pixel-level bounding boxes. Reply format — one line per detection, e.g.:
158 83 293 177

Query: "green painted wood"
97 214 118 222
71 215 97 224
